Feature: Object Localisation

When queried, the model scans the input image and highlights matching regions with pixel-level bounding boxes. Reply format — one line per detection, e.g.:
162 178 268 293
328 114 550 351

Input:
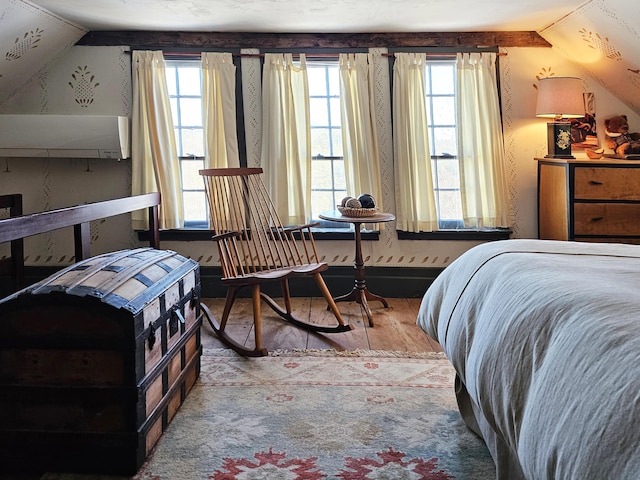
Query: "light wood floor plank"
200 296 440 354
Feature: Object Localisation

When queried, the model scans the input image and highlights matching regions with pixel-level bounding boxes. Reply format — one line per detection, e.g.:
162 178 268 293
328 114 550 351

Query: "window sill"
137 228 380 242
138 227 510 243
397 228 512 241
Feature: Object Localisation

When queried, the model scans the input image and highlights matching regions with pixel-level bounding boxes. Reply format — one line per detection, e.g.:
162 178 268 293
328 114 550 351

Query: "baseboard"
0 265 444 300
200 265 443 298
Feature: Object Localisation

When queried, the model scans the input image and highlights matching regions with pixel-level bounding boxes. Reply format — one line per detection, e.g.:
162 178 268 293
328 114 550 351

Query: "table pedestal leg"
333 222 389 327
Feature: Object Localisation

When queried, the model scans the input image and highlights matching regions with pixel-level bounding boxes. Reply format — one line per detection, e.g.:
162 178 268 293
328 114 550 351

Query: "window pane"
180 128 204 157
311 128 330 156
431 65 455 94
328 68 340 95
166 67 177 96
308 68 327 96
183 191 207 223
431 127 457 156
178 67 201 96
436 190 462 221
311 190 338 217
329 97 341 127
331 129 343 157
312 158 334 189
432 96 455 125
310 98 329 125
181 159 205 190
434 158 460 189
179 98 203 127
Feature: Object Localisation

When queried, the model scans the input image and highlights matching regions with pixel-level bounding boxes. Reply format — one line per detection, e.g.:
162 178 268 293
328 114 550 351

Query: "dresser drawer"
574 167 640 200
574 203 640 236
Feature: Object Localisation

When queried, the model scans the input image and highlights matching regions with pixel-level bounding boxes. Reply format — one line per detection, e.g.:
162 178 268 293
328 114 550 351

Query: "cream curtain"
339 53 384 210
201 52 239 169
392 52 438 232
456 52 509 228
260 53 311 225
131 50 184 230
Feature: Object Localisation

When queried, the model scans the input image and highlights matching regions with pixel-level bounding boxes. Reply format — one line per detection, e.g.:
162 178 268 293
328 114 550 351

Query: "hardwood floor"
200 296 443 354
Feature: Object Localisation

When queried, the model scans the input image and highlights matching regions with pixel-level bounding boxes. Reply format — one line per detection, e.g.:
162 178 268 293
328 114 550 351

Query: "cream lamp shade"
536 77 585 158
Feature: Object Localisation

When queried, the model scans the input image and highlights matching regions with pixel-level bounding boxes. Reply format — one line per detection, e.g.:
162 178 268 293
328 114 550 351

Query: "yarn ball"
345 198 362 208
357 193 376 208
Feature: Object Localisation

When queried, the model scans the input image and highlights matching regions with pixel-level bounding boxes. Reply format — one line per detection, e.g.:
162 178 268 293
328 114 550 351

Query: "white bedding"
417 239 640 480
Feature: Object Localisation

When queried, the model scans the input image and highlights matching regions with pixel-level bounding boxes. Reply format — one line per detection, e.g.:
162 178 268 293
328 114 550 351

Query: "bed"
416 239 640 480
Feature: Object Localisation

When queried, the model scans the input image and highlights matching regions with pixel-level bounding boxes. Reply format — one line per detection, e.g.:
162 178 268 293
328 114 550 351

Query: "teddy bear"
604 114 640 156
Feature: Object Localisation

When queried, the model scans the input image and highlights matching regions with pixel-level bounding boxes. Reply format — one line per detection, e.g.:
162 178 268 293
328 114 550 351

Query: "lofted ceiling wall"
0 0 639 115
538 0 640 115
0 0 87 105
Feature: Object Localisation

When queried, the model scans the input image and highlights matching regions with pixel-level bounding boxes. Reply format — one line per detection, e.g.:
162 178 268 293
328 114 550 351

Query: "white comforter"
417 239 640 480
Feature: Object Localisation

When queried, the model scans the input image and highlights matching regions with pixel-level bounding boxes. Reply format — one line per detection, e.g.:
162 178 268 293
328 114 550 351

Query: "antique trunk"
0 248 202 475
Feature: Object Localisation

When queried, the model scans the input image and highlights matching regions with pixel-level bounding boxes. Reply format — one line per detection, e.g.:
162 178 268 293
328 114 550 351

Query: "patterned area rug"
47 349 495 480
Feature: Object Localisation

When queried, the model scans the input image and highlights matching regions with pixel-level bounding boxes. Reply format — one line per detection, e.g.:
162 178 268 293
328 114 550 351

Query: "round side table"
319 210 396 327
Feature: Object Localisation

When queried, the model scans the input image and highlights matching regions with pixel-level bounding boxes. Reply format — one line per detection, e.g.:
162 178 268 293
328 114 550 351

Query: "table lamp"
535 77 585 159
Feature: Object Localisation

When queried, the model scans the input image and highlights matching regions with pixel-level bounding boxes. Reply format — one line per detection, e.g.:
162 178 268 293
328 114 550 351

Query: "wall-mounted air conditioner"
0 114 130 159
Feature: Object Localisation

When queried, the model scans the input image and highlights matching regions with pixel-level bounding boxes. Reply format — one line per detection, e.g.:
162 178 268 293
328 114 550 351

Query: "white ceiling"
31 0 588 33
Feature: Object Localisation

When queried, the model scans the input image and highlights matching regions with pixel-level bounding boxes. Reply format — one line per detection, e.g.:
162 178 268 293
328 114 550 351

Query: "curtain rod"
161 51 506 58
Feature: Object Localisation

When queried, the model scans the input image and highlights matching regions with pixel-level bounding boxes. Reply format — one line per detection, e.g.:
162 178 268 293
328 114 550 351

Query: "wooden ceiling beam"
77 31 550 49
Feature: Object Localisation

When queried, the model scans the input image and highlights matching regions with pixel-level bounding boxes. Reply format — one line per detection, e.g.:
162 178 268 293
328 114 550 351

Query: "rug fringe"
204 348 448 359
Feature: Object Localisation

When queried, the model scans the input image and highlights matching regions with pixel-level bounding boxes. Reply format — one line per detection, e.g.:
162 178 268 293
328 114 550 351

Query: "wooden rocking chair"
199 167 352 356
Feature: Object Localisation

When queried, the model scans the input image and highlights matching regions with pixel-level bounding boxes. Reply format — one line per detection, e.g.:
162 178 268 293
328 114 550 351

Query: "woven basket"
337 205 379 217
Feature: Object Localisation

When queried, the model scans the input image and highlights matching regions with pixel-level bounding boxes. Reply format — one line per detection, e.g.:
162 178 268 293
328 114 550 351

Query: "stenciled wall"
2 42 640 274
0 45 133 266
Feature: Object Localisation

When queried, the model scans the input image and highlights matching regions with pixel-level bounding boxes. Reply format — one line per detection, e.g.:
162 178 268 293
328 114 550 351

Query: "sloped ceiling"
0 0 86 105
1 0 640 115
25 0 584 33
538 0 640 114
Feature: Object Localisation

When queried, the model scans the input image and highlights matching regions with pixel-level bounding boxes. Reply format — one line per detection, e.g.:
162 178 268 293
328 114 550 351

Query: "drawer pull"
588 180 603 185
591 216 604 222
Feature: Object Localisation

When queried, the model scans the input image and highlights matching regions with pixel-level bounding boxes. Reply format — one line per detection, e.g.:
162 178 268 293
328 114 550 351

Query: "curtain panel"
260 53 311 225
338 53 384 212
131 50 184 230
392 52 438 232
201 52 240 169
456 52 510 228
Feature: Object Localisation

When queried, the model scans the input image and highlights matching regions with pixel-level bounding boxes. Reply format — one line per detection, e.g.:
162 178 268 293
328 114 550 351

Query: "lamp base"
546 121 574 159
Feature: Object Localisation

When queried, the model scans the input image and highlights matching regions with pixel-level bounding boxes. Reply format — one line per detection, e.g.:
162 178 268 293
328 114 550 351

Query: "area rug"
46 349 495 480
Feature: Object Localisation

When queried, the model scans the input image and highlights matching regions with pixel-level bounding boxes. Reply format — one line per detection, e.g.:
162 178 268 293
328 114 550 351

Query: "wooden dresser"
537 157 640 244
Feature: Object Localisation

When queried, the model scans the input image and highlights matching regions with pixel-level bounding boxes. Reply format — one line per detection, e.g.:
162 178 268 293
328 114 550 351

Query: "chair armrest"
211 231 242 242
283 222 319 233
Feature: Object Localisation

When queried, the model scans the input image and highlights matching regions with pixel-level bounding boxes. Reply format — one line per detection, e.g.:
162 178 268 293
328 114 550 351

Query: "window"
165 60 207 227
307 61 348 227
424 60 463 229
